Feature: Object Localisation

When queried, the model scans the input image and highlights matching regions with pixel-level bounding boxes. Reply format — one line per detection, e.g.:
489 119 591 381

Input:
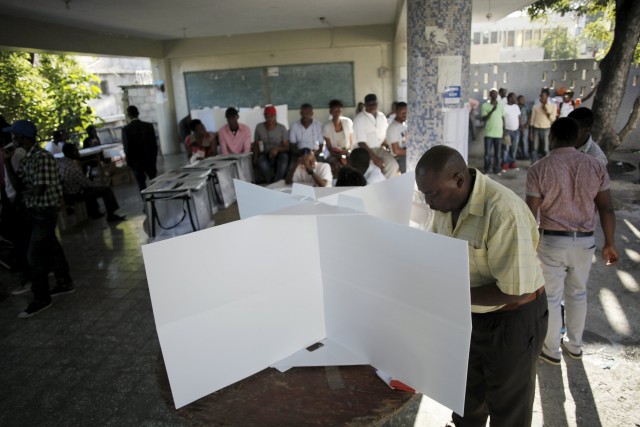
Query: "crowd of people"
180 93 408 188
1 86 620 427
477 86 589 174
0 113 131 318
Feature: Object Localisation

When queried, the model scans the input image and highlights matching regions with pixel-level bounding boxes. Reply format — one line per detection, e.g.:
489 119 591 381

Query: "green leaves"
0 51 101 143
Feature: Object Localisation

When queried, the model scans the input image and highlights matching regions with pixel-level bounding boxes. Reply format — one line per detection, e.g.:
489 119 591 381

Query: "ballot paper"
142 173 471 414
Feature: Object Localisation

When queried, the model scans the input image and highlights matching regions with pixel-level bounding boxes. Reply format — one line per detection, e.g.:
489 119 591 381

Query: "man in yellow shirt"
415 145 547 427
529 88 557 163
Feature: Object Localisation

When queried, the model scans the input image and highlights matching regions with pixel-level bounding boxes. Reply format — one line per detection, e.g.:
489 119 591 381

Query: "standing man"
353 94 399 179
122 105 158 191
416 145 547 426
480 89 505 175
3 120 74 318
567 107 608 166
529 88 556 163
502 92 521 172
289 103 324 159
517 95 531 160
526 117 618 365
385 101 408 173
217 107 252 155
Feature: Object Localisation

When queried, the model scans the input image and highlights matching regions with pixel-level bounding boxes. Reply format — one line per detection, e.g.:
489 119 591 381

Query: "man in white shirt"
352 94 399 179
44 129 67 155
285 149 332 187
385 102 408 173
289 103 324 159
502 93 522 172
349 148 385 185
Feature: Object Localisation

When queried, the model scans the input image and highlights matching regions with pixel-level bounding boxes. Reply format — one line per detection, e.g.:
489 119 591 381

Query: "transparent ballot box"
183 158 239 208
141 175 215 241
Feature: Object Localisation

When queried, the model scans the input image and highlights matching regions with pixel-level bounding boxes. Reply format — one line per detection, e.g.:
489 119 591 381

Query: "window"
484 72 489 84
515 30 523 48
473 32 481 45
506 31 515 47
582 69 587 80
493 64 499 74
542 71 547 81
483 89 488 99
490 31 498 44
524 30 532 44
474 81 480 92
503 72 508 84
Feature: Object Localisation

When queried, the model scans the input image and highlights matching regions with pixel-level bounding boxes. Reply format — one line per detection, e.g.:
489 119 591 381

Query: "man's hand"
603 245 619 266
371 154 385 169
303 155 314 170
269 147 278 159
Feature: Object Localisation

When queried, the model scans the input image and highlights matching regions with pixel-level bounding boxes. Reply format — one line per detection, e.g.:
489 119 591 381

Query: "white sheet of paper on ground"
271 338 367 372
143 171 471 415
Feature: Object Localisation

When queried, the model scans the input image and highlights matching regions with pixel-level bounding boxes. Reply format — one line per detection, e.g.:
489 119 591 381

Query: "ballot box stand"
183 158 239 209
141 174 215 241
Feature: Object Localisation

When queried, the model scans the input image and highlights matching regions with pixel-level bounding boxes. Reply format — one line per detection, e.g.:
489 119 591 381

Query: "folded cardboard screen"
142 173 471 413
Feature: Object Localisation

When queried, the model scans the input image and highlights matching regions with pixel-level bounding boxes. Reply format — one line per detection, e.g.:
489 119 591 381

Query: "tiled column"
407 0 472 170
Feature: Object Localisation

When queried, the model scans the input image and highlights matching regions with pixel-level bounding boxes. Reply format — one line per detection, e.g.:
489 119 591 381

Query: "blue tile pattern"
407 0 472 170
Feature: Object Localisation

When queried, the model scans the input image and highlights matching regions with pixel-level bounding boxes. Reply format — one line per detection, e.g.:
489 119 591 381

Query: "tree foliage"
542 27 579 59
0 50 101 143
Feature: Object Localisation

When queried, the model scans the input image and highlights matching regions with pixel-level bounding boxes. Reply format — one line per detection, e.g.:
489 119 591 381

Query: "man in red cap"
253 105 290 183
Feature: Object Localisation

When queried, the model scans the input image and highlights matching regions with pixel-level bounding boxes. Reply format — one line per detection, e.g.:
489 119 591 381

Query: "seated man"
348 148 385 185
335 166 366 187
57 143 126 222
253 105 289 183
285 149 332 187
218 107 252 154
289 103 324 159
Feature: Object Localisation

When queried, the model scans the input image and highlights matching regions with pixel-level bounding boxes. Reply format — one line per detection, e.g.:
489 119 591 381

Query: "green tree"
542 27 578 59
0 50 101 143
528 0 640 157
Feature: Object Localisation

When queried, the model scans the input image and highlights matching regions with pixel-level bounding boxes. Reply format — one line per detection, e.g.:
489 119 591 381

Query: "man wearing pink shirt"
217 107 252 155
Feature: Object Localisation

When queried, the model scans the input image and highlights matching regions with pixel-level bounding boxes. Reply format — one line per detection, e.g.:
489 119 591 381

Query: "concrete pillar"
406 0 472 170
151 58 180 155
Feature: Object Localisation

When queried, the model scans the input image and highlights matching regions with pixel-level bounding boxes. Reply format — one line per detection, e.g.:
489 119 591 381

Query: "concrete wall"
165 25 396 125
470 59 640 149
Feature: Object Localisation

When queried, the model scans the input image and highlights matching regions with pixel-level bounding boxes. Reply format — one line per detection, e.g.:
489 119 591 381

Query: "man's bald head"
416 145 468 179
415 146 471 214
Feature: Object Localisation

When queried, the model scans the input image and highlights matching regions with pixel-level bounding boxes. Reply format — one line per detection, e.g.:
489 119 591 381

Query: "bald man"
415 146 547 427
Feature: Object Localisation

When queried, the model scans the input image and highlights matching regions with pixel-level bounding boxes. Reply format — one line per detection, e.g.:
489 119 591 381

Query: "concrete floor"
0 147 639 426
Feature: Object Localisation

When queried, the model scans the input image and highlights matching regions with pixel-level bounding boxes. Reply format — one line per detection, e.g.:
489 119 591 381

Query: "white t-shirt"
289 119 323 151
44 141 63 154
385 120 407 156
559 102 574 118
503 104 521 131
292 162 333 187
353 111 388 149
364 163 385 185
322 117 353 151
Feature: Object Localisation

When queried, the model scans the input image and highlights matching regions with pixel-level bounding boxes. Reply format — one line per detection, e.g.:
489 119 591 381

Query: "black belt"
541 229 593 237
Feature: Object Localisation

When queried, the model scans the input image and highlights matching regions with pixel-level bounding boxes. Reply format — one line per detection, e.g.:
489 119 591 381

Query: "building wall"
165 25 396 125
470 59 640 149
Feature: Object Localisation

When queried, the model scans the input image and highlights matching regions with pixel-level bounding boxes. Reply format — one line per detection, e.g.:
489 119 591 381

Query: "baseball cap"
2 120 37 138
264 105 277 116
364 94 377 104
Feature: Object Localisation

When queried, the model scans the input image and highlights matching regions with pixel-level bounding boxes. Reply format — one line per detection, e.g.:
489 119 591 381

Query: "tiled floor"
0 154 196 426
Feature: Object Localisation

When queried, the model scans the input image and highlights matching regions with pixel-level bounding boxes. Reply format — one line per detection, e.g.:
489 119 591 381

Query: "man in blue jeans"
3 120 74 318
502 92 522 171
481 89 505 174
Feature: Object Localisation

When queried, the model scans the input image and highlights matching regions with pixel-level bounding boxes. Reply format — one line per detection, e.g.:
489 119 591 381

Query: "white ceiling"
0 0 533 42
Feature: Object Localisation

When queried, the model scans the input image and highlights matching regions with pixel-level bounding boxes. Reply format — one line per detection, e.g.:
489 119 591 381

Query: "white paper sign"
438 55 462 94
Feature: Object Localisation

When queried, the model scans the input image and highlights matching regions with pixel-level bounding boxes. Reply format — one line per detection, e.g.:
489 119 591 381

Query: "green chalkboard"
267 63 355 109
184 62 355 111
184 67 266 110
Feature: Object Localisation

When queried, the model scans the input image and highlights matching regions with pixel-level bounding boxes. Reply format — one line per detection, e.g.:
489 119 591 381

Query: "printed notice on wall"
437 56 462 93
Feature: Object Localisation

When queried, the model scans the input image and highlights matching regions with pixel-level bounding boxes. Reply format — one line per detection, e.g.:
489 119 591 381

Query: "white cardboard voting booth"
142 173 471 414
